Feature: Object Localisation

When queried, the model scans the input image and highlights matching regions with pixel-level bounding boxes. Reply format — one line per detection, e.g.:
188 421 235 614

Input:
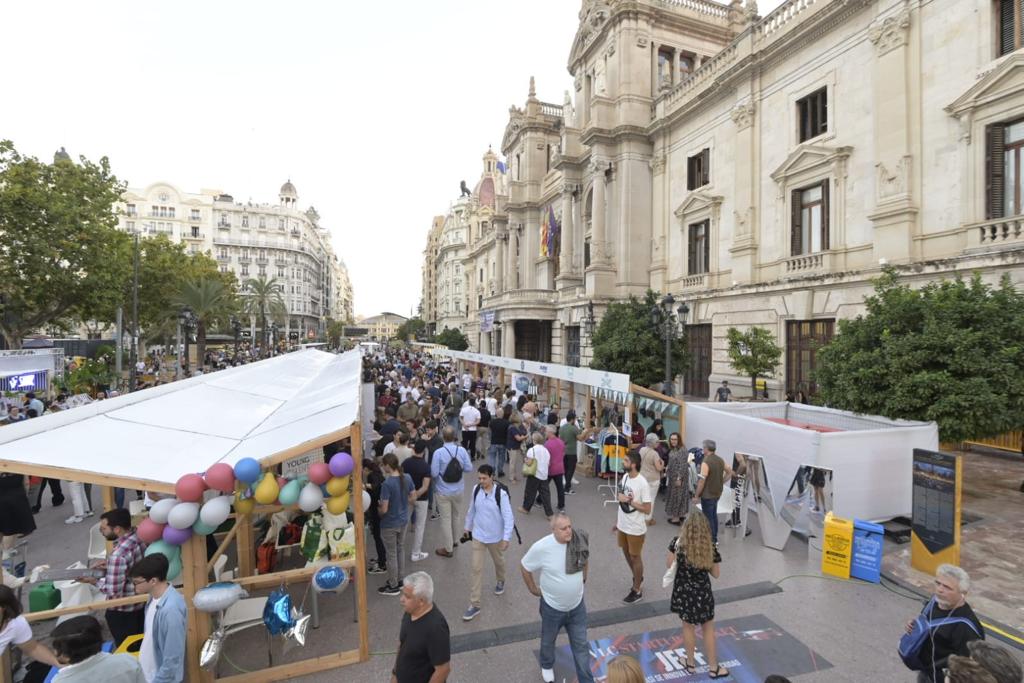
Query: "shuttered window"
790 180 830 256
998 0 1023 57
687 149 710 190
687 220 709 275
797 88 828 142
990 120 1024 218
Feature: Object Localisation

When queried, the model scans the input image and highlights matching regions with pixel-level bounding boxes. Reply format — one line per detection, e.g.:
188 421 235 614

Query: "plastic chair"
87 523 106 562
128 499 146 517
211 555 238 582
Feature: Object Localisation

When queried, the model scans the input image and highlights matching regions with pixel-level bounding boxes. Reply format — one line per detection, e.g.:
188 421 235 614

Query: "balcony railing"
218 220 231 228
256 257 269 264
967 215 1024 250
185 231 205 240
679 273 708 290
784 251 829 273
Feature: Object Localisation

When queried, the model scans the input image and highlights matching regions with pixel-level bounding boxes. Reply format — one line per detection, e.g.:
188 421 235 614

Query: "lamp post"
650 294 689 397
179 306 196 376
128 230 140 392
231 316 242 359
270 322 279 356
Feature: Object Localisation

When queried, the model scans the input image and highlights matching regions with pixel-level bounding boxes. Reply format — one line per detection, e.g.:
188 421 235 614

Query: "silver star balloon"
282 609 311 651
200 627 226 670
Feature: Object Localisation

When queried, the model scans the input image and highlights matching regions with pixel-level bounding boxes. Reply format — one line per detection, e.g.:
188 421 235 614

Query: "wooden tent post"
499 367 506 390
350 425 370 662
182 532 213 683
586 386 593 428
236 511 255 578
555 379 562 411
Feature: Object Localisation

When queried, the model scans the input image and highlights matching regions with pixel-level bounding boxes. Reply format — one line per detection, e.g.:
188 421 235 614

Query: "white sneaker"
571 478 580 485
83 510 95 517
64 515 84 525
411 552 427 562
541 667 555 683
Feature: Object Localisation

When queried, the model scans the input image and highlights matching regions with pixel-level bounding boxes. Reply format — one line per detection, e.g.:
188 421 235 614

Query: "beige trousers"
470 539 506 607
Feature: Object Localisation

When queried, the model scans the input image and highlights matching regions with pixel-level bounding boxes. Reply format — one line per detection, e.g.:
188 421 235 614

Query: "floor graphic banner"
535 614 832 682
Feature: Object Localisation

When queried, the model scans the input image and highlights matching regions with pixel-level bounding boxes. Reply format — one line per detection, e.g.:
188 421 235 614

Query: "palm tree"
242 276 287 357
175 278 234 363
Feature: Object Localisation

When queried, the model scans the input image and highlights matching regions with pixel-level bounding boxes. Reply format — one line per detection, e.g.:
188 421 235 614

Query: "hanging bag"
522 447 538 477
898 597 981 671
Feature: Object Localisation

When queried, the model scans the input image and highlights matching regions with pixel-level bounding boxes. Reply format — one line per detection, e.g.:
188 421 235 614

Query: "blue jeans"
539 598 594 683
487 444 507 474
701 497 719 543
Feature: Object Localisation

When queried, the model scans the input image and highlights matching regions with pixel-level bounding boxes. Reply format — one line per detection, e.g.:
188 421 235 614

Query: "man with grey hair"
904 564 984 682
393 572 451 683
693 439 731 544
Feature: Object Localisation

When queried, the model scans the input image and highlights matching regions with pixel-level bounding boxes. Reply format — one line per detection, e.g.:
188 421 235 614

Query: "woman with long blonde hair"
665 511 727 678
605 654 645 683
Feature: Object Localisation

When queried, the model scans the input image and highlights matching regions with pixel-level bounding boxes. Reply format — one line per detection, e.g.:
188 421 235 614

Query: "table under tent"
0 348 370 683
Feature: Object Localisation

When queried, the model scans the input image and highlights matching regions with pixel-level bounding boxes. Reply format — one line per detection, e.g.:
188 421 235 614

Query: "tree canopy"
590 290 686 389
725 326 783 396
814 270 1024 442
395 318 427 341
434 327 469 351
0 140 131 348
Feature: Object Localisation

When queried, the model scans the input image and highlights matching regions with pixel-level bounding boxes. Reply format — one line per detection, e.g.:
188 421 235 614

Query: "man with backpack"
460 464 516 621
902 564 983 682
430 426 472 559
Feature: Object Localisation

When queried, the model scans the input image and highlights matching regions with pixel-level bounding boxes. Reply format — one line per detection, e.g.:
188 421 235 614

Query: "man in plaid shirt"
77 508 147 646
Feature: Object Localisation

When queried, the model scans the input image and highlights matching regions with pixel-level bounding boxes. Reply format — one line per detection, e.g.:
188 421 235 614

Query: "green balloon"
167 554 182 582
192 520 218 536
145 540 180 559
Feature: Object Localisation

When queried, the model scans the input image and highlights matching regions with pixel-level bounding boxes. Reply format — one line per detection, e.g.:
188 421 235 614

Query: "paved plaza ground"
13 448 1023 682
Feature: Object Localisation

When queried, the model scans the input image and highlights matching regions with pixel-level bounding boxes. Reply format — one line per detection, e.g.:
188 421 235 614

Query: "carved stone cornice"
649 154 666 176
730 102 756 130
868 8 911 56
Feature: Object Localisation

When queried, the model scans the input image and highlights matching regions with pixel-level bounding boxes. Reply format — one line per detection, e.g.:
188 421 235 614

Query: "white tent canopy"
0 349 362 492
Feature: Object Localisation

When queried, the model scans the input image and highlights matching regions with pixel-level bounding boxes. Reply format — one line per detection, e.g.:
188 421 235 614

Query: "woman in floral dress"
663 433 689 525
666 511 728 679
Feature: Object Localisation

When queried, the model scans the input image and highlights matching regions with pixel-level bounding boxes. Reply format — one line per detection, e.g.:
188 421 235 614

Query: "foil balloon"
278 478 302 506
200 627 226 670
199 496 232 527
192 582 249 613
167 502 200 530
262 588 295 635
148 498 178 525
283 610 311 649
312 565 348 594
298 482 324 513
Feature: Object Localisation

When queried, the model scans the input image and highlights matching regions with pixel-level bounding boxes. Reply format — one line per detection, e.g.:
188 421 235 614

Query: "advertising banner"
539 614 831 682
910 448 961 574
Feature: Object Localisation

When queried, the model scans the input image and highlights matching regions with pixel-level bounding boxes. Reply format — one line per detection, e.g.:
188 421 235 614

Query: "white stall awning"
0 349 362 492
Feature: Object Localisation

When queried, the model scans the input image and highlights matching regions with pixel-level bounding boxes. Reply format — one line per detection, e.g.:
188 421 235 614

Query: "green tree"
326 319 346 348
590 290 686 389
815 270 1024 442
395 317 427 341
242 276 287 356
435 327 469 351
0 140 131 347
725 327 783 398
174 278 235 362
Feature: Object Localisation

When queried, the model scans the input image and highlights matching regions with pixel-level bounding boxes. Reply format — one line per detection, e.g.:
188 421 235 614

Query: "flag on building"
496 159 507 174
545 205 560 260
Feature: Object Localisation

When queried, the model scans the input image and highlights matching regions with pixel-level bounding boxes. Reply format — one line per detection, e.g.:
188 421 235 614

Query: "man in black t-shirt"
414 421 444 519
488 406 511 478
905 564 983 682
393 571 450 683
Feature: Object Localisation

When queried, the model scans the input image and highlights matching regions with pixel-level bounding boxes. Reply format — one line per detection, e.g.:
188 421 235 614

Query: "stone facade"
118 181 352 339
358 312 409 342
422 0 1024 399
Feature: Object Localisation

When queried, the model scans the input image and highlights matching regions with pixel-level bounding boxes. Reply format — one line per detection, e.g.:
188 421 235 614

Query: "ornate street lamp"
650 294 689 397
583 301 596 338
231 316 242 358
178 306 196 377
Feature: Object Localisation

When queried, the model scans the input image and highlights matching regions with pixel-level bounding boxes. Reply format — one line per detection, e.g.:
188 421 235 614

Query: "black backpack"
440 446 464 483
472 482 522 544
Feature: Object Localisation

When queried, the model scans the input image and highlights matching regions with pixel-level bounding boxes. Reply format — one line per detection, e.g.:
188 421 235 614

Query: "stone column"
504 319 516 358
730 101 758 284
495 231 506 295
559 187 575 275
479 331 491 355
591 160 606 263
506 228 518 290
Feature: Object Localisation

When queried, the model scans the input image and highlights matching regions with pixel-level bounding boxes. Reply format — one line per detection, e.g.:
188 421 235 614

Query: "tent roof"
0 349 362 493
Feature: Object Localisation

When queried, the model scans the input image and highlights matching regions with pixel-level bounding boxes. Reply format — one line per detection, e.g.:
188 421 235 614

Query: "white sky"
1 0 784 319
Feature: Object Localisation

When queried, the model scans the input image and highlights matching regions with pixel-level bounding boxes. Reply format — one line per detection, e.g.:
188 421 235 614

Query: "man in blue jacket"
128 554 187 683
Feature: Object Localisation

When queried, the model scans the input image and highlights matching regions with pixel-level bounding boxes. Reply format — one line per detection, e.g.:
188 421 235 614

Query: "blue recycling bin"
850 518 884 583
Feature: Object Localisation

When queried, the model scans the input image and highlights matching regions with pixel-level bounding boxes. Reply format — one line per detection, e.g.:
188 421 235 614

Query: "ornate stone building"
424 0 1024 399
118 181 353 339
420 216 445 336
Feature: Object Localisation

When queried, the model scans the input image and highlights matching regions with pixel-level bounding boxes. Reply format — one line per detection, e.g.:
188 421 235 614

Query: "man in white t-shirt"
613 450 652 604
459 396 482 461
461 371 472 393
520 513 594 683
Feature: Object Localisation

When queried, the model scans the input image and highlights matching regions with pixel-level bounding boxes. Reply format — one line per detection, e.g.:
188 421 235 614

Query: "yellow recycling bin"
821 512 853 579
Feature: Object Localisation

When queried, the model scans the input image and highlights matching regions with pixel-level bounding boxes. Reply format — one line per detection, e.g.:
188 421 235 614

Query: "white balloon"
298 482 324 513
199 496 232 527
349 490 371 514
167 502 200 530
149 498 179 525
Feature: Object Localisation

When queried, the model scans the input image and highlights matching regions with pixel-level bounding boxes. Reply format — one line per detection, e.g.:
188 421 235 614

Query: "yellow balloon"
253 473 280 505
325 494 349 515
234 496 255 515
325 476 348 497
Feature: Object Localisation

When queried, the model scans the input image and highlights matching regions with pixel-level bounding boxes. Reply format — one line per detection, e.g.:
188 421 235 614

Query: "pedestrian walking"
402 444 432 563
693 440 731 545
903 564 983 682
364 459 389 575
663 433 690 525
666 511 727 679
639 434 665 525
520 513 594 683
461 465 514 621
391 572 451 683
558 411 589 496
0 473 35 557
128 554 187 683
614 451 651 604
459 396 481 461
506 418 528 484
430 427 472 558
487 404 511 478
378 453 416 596
545 425 567 512
519 432 553 518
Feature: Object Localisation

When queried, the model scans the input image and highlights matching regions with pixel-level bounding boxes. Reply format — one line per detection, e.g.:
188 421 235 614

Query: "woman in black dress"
667 511 728 678
0 473 36 555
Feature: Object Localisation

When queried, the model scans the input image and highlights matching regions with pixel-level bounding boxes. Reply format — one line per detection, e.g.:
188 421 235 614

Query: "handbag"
662 560 677 589
522 448 538 477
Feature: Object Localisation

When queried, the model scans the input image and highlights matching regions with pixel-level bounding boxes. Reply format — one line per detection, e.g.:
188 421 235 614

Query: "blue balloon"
263 589 295 635
312 566 348 594
234 457 261 484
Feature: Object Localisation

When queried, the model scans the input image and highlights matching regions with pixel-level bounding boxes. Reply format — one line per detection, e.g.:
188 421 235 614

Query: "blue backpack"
898 597 981 671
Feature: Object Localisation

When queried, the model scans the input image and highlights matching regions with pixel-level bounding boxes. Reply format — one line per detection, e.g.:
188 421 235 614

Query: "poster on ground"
537 614 832 682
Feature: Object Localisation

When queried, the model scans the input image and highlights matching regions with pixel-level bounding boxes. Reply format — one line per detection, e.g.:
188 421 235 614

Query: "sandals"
708 666 730 679
682 662 696 675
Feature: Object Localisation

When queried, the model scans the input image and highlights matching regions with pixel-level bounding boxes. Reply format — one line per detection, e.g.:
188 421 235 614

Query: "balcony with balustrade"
966 215 1024 252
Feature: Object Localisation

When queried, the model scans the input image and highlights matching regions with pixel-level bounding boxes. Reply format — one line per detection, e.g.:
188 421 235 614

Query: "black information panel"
911 448 957 555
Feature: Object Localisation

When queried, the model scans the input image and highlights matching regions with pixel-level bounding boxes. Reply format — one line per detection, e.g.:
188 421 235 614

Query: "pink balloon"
175 473 207 503
328 452 354 478
137 517 165 544
162 524 192 545
308 462 331 486
204 463 236 493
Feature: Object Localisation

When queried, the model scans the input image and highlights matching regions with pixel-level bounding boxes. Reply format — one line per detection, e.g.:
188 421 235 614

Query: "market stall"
0 348 369 683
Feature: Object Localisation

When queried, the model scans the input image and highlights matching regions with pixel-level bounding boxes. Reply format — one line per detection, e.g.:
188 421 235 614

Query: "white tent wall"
685 402 938 523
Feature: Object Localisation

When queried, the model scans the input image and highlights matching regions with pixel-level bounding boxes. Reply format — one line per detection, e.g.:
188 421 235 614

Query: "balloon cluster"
140 453 361 560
